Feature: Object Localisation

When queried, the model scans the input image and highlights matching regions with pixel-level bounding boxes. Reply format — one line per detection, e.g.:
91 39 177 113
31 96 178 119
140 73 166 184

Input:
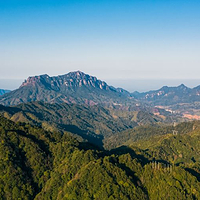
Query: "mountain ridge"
132 83 200 106
1 71 200 118
0 71 133 106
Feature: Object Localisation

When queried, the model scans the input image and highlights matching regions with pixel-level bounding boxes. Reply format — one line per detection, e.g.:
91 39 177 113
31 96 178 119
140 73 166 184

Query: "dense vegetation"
0 116 55 199
129 121 200 165
1 115 200 199
0 101 173 148
2 71 200 199
105 121 199 149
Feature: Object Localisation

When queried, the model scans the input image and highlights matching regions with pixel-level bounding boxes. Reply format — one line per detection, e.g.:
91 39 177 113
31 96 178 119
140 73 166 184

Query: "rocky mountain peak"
64 71 97 82
177 84 188 89
19 71 111 91
60 71 109 90
20 74 50 87
0 71 132 106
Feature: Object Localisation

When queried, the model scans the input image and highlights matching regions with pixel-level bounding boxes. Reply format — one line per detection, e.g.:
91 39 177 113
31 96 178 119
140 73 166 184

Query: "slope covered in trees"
0 116 55 199
105 120 200 149
0 102 172 148
1 116 200 199
128 121 200 165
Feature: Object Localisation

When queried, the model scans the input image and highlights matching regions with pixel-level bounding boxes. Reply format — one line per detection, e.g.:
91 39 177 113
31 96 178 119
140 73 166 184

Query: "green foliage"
140 164 200 200
0 102 141 147
1 115 200 199
105 120 200 149
105 124 174 149
0 116 53 199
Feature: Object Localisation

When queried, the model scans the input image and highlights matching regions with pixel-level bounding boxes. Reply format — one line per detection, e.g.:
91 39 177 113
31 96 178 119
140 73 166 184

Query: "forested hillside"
105 120 200 149
0 101 172 148
0 72 199 199
1 116 200 199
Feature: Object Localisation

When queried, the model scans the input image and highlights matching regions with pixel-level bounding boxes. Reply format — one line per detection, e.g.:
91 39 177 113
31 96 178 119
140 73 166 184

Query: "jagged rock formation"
0 71 132 106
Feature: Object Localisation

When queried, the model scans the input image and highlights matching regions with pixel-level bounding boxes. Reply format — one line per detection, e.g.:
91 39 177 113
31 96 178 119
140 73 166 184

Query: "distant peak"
178 84 187 88
27 74 50 80
40 74 49 78
20 74 50 87
76 70 85 74
67 71 86 76
65 71 99 81
66 71 87 77
160 86 169 90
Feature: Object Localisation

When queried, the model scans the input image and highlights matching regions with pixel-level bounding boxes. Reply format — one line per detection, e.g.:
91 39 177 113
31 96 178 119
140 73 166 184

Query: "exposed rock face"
0 71 131 106
20 71 112 91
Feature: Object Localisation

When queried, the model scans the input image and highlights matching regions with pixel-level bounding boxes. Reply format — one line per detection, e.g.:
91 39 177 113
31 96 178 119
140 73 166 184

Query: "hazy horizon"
1 76 200 93
1 1 200 83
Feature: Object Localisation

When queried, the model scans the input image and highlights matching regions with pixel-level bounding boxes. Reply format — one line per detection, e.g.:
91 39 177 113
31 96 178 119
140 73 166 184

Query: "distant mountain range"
0 89 10 96
0 71 133 106
1 71 200 107
1 71 200 120
1 72 200 199
132 84 200 106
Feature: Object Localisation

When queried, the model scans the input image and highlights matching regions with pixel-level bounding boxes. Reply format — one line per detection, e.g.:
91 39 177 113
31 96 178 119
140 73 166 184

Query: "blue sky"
0 0 200 91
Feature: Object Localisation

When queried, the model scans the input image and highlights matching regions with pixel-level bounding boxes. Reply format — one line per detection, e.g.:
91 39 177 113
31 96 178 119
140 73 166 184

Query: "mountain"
0 89 10 96
132 84 200 106
0 71 134 106
132 84 200 119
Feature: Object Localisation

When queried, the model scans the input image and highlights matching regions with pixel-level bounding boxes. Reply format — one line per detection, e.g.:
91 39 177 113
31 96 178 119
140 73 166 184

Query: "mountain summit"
132 84 200 105
21 71 111 91
0 71 131 106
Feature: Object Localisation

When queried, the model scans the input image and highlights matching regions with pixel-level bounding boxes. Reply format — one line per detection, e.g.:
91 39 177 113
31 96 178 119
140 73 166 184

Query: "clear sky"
0 0 200 91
